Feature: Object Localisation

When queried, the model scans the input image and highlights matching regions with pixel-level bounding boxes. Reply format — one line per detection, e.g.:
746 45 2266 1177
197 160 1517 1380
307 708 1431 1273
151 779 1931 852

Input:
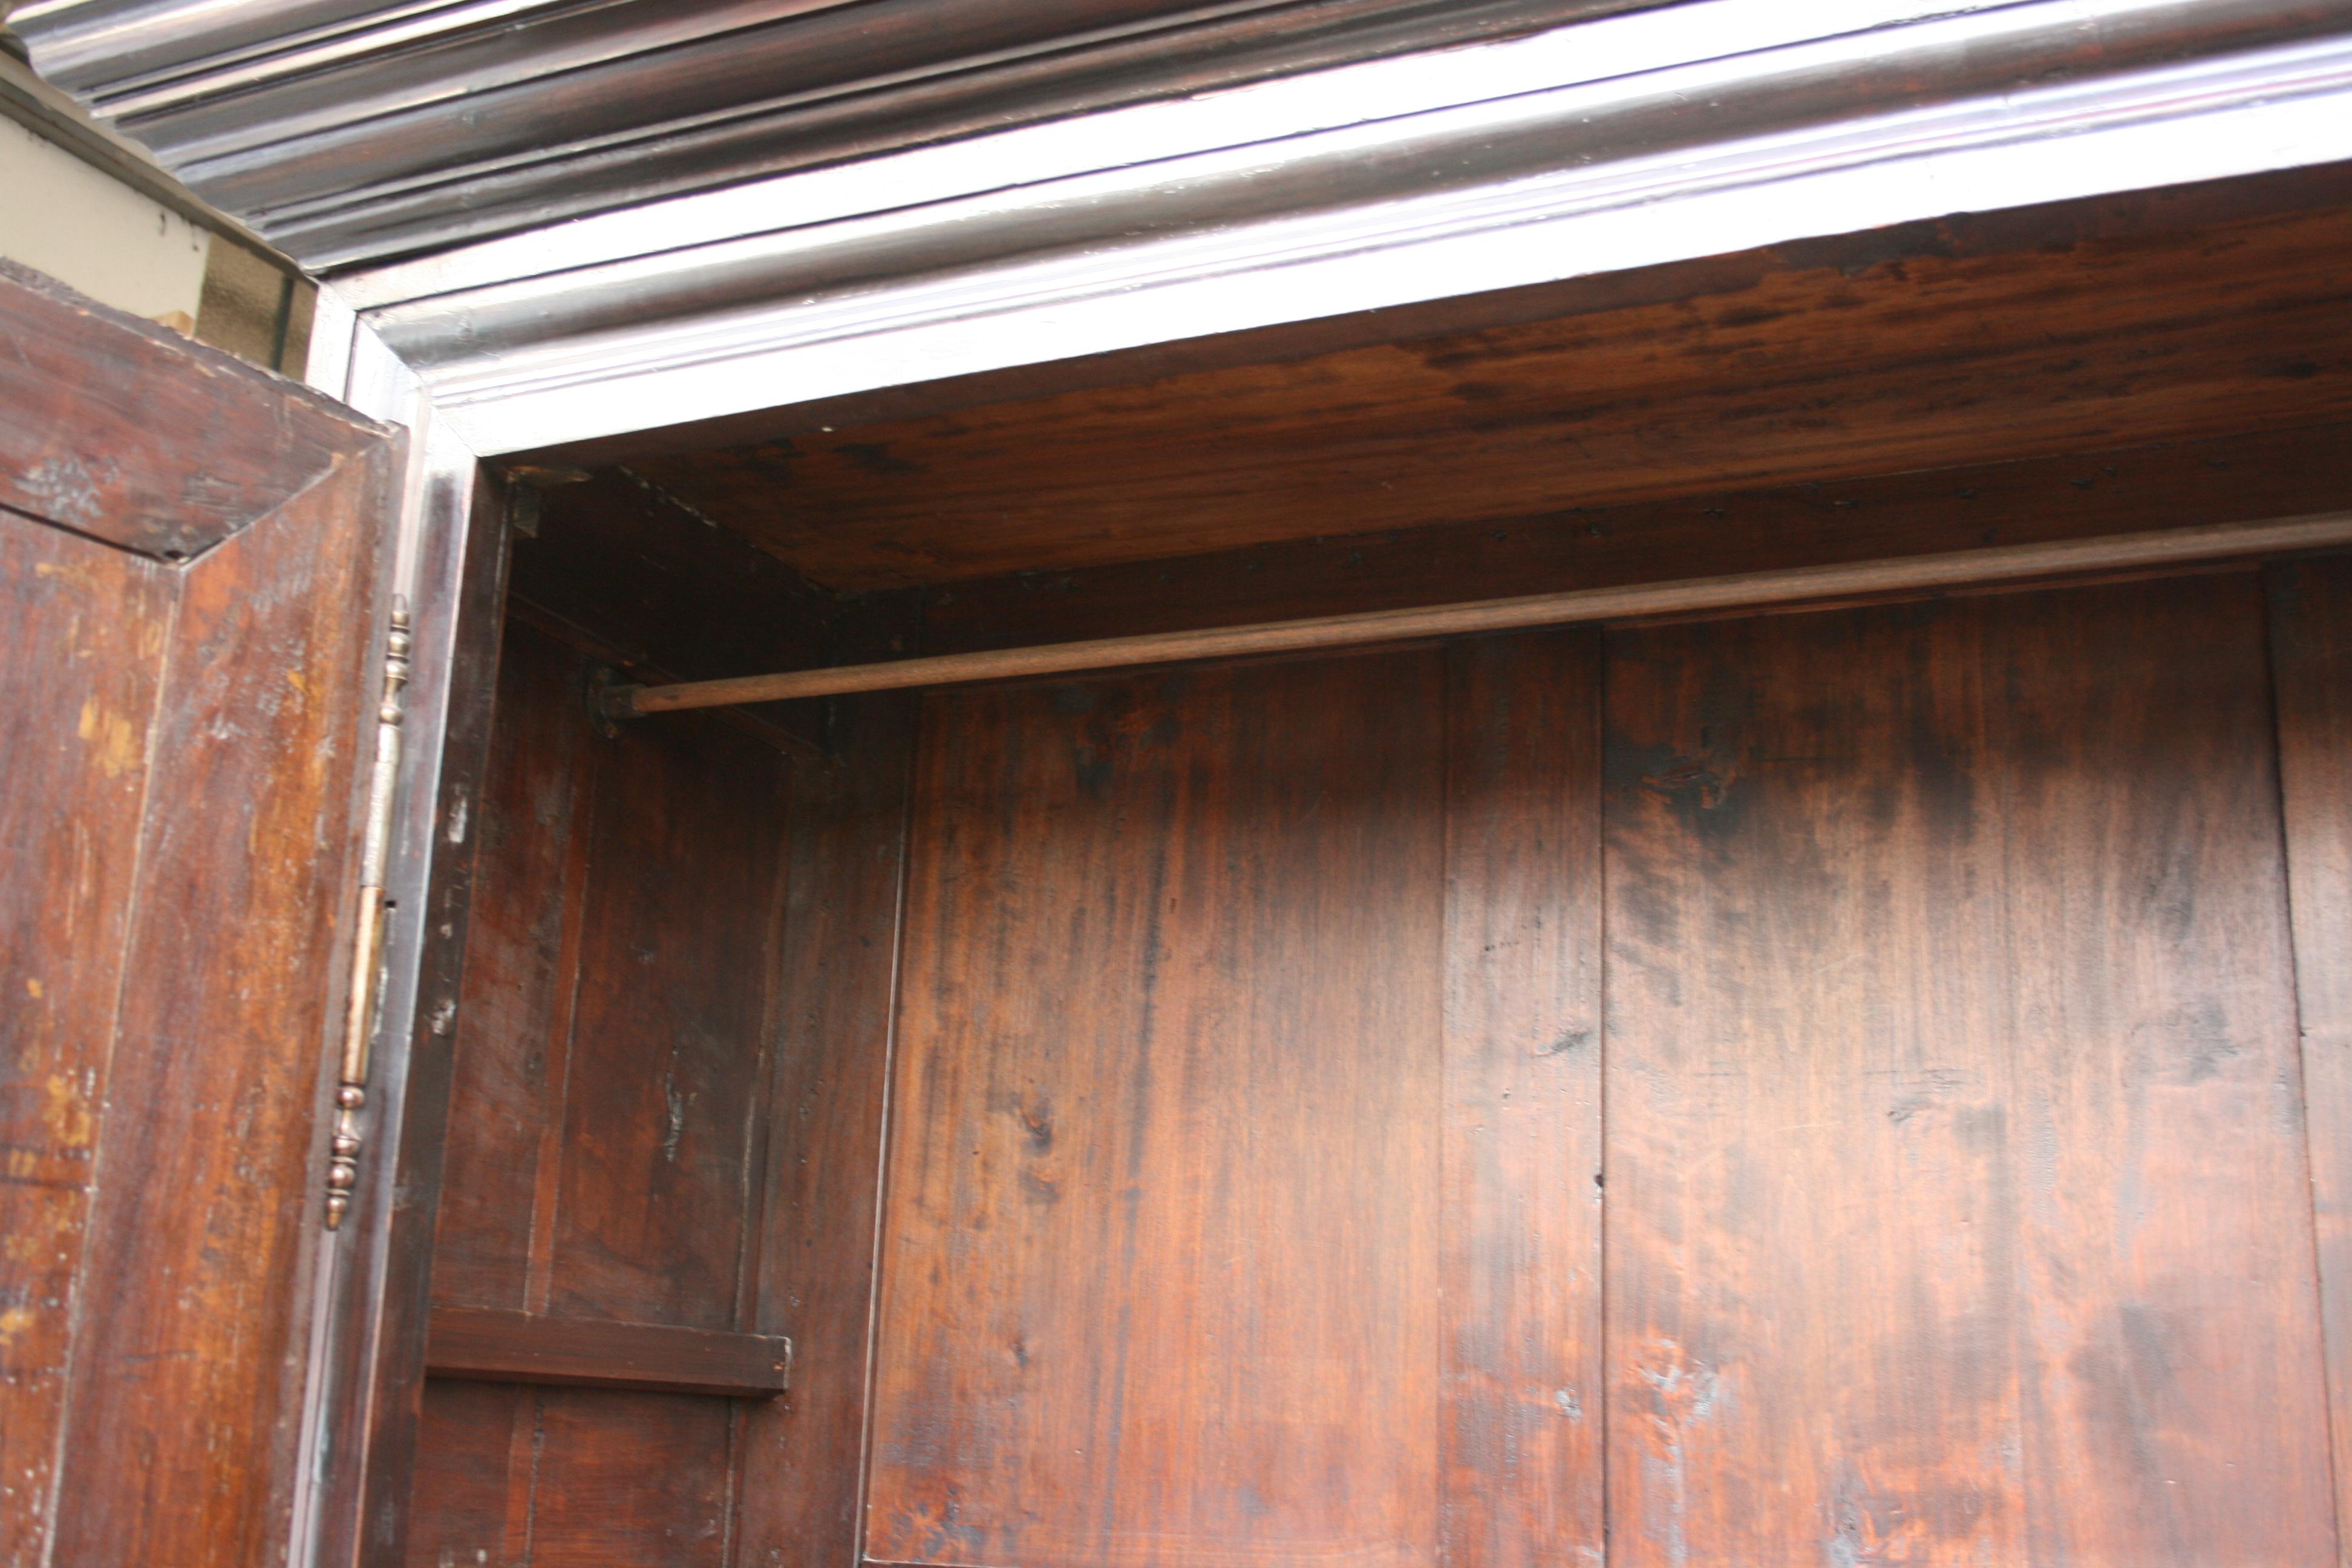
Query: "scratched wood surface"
0 261 397 1568
1601 575 2337 1566
0 520 173 1568
2267 554 2352 1568
0 259 358 561
868 652 1449 1568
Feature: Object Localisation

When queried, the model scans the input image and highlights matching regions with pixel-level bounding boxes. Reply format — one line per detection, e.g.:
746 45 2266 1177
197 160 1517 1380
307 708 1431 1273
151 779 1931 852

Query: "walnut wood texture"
410 618 784 1563
869 650 1453 1568
425 1307 788 1396
627 178 2352 590
0 259 357 561
0 263 397 1568
1601 575 2337 1566
406 616 913 1567
733 693 916 1568
2268 554 2352 1568
1439 630 1606 1566
920 421 2352 656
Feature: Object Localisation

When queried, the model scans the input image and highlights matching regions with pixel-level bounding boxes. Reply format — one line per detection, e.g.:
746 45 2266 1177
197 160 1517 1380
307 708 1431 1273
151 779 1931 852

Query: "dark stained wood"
922 422 2352 655
402 1380 535 1568
628 191 2352 589
1601 575 2337 1565
867 653 1446 1568
0 259 366 560
524 1388 736 1567
401 1381 736 1568
0 521 174 1568
509 467 846 752
546 708 786 1330
1439 630 1604 1568
731 694 918 1567
407 618 809 1562
625 513 2352 715
2266 553 2352 1566
328 465 512 1568
431 619 601 1311
0 256 398 1568
538 162 2352 475
424 1305 789 1396
47 446 399 1567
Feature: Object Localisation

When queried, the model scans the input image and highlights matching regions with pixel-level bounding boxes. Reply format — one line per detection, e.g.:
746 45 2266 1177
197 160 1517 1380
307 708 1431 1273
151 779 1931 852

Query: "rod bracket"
584 665 641 736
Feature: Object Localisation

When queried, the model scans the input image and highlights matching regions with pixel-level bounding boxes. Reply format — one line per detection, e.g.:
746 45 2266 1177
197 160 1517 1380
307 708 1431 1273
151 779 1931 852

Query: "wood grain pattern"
1439 630 1605 1568
325 465 512 1568
48 446 397 1568
732 693 918 1568
432 621 601 1311
632 196 2352 589
0 259 366 560
401 1380 737 1568
425 1306 788 1396
2267 553 2352 1568
869 653 1446 1568
546 708 785 1329
1601 575 2337 1566
0 521 172 1568
920 421 2352 656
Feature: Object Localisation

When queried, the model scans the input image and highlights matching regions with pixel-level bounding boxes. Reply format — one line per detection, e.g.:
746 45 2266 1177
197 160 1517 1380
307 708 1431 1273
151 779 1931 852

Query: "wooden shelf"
425 1307 789 1399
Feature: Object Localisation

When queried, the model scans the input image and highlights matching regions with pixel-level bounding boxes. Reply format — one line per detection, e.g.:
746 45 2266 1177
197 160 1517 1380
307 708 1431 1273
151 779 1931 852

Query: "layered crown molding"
19 0 2352 457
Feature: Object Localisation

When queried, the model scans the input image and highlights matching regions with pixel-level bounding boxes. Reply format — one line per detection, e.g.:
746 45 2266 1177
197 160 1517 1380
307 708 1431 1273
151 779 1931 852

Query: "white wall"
0 114 210 325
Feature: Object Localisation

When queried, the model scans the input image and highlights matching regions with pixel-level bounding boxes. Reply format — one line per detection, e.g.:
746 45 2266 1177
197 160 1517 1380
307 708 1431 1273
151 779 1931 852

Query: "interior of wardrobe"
397 160 2352 1568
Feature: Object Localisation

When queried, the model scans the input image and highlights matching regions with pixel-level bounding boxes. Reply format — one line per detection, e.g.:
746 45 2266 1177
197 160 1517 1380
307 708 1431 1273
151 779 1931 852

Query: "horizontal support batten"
615 513 2352 717
423 1305 790 1398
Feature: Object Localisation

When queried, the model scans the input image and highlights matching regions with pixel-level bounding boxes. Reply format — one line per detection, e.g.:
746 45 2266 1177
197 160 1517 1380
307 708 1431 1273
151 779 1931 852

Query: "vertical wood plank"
50 452 395 1568
431 622 600 1311
1602 575 2336 1567
400 1380 535 1568
2269 554 2352 1567
0 523 172 1568
866 652 1445 1568
547 713 786 1330
731 694 917 1568
526 1389 734 1567
1440 629 1606 1568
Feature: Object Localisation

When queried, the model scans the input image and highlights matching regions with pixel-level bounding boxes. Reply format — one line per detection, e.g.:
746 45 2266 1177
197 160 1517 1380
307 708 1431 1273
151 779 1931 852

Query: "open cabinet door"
0 260 404 1568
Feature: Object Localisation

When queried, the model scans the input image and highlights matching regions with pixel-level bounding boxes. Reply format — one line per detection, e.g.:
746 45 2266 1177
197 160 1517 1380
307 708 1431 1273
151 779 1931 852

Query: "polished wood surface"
425 1307 789 1397
2268 555 2352 1567
628 185 2352 589
1602 576 2335 1565
869 653 1449 1568
0 263 397 1567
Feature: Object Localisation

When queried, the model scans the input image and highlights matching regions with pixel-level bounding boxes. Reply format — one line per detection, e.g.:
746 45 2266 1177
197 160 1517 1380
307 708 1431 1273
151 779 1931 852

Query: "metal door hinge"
326 598 410 1230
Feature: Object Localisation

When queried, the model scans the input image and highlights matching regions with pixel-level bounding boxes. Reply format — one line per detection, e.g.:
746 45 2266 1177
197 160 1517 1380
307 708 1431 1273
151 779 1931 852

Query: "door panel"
1602 577 2336 1566
0 261 399 1568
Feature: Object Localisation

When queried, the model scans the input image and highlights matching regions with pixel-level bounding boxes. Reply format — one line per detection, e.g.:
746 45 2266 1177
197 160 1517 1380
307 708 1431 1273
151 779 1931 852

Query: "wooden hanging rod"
606 512 2352 718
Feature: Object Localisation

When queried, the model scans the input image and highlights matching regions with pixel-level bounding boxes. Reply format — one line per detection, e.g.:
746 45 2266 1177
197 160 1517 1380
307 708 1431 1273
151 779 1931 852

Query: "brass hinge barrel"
327 598 410 1230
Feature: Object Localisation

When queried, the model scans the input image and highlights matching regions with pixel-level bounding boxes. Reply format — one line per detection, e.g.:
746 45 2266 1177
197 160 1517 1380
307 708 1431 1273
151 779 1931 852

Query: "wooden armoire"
7 4 2352 1567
